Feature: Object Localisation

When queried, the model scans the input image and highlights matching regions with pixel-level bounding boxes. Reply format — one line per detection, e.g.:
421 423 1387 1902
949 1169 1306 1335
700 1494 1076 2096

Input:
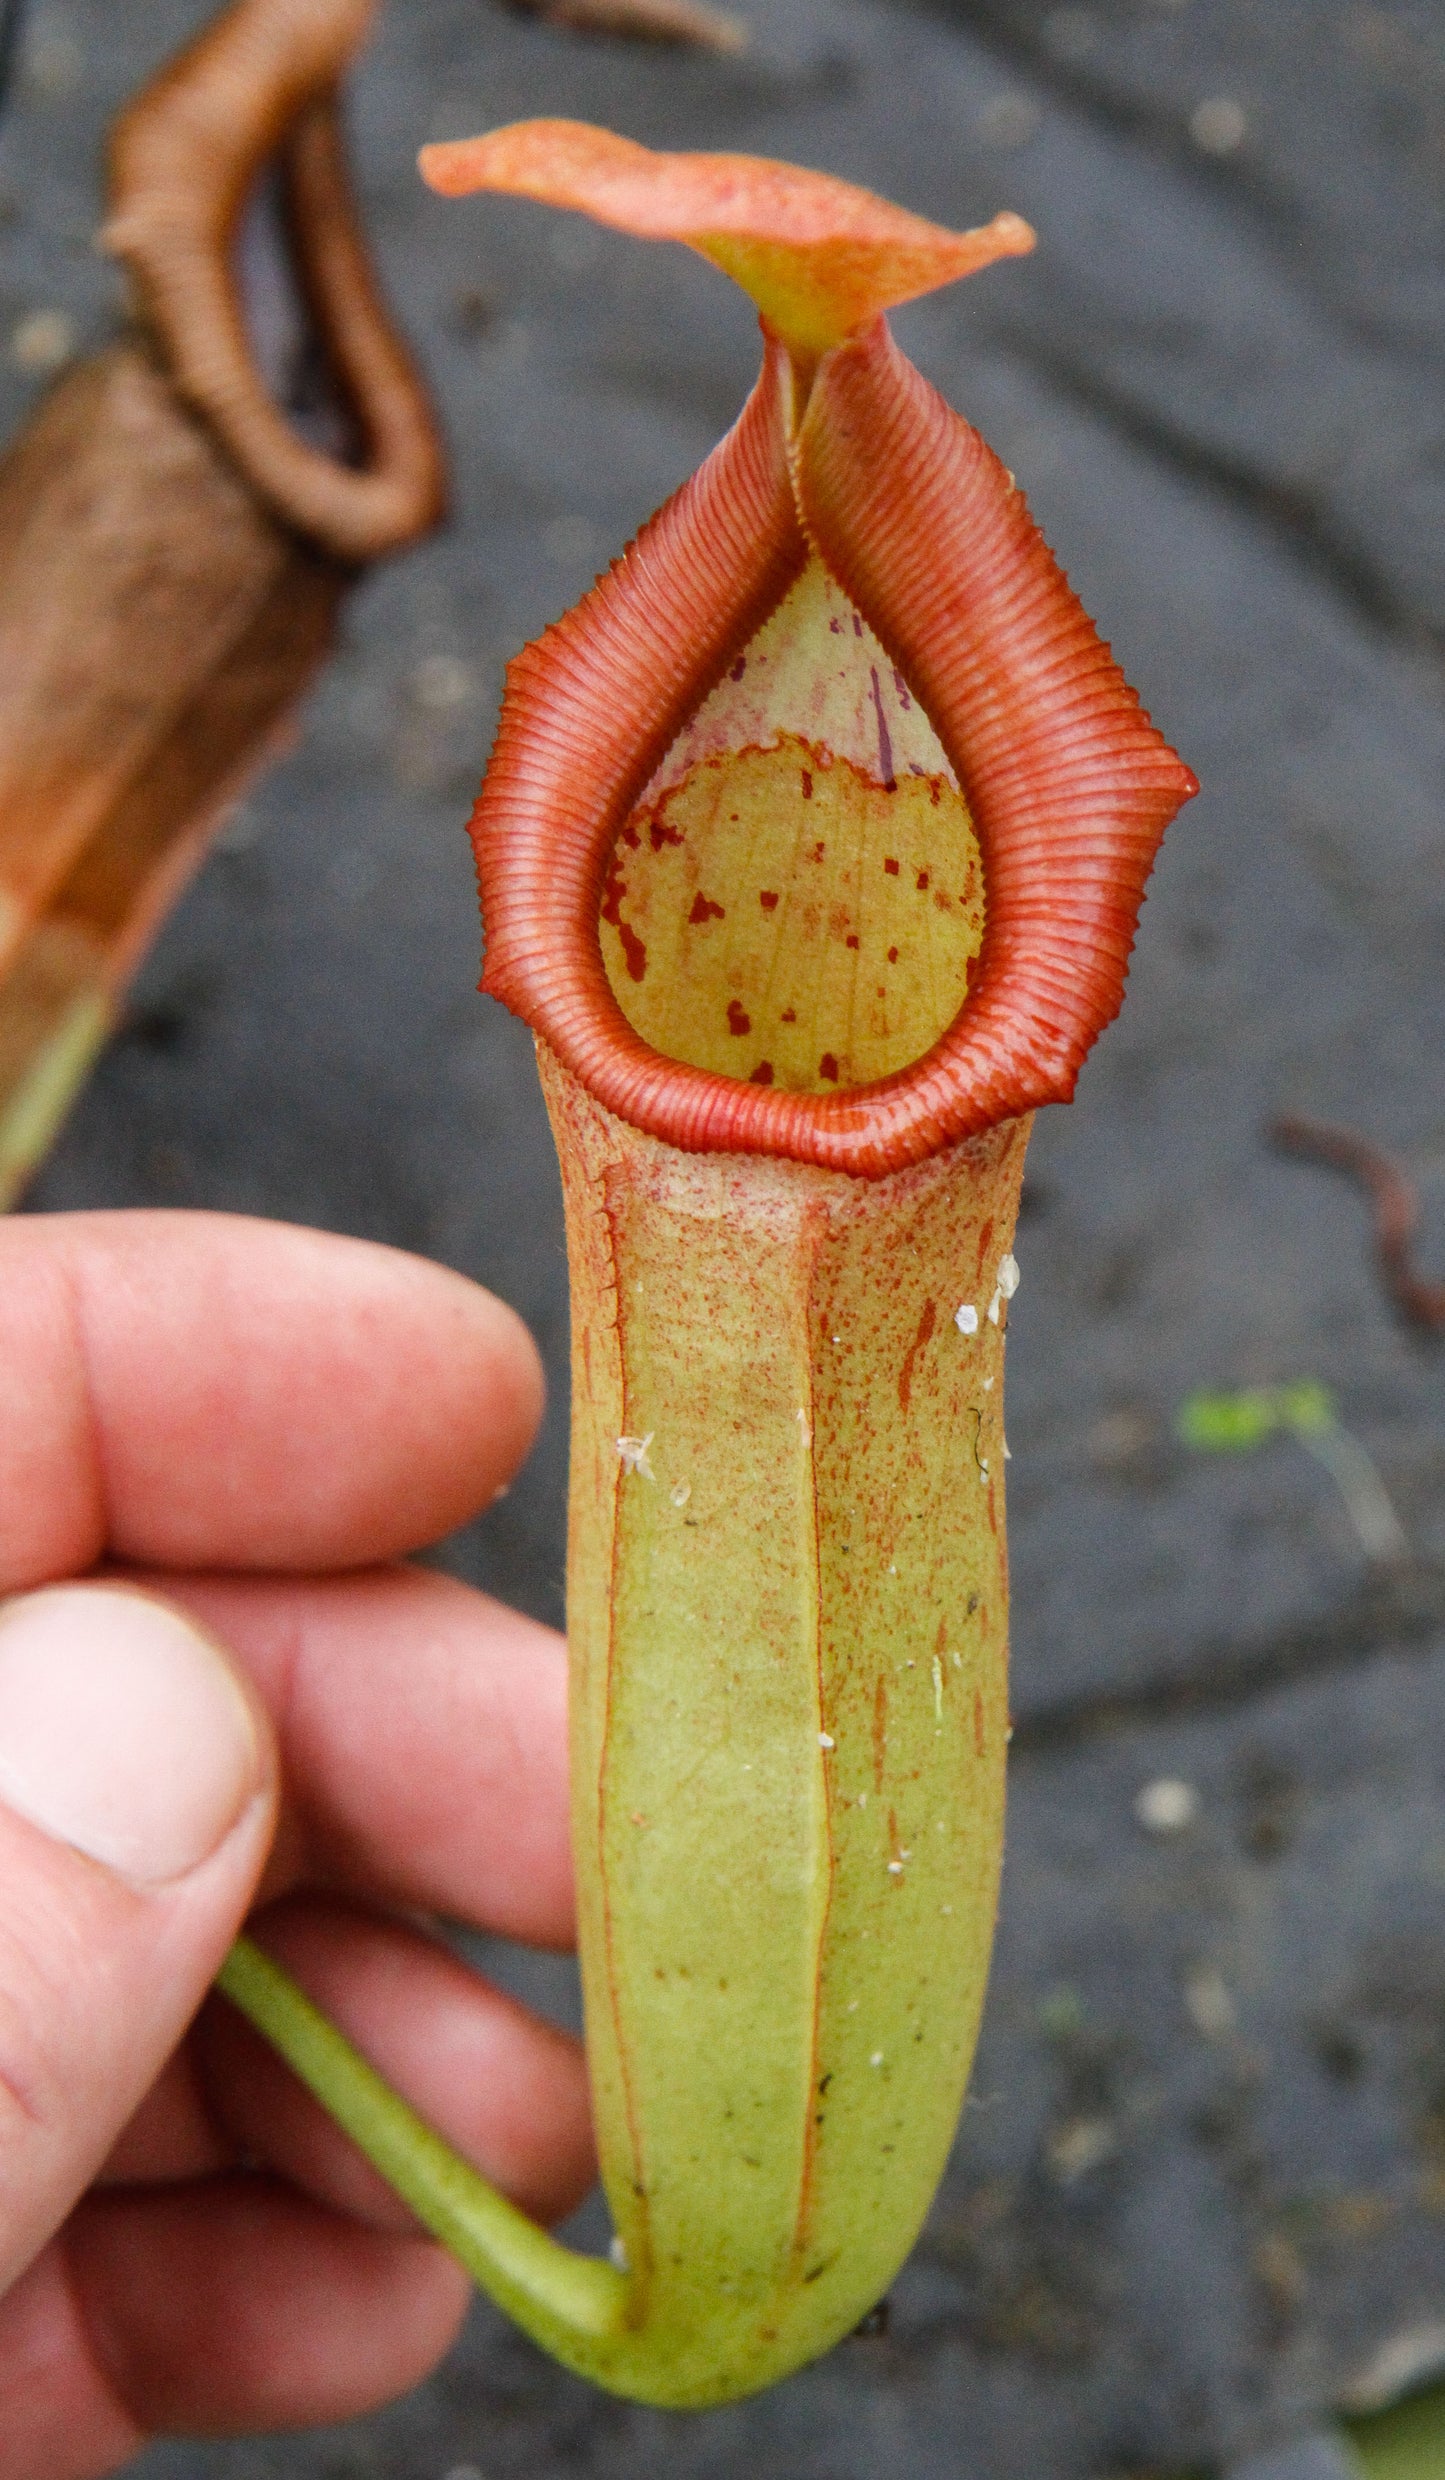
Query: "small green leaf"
1176 1380 1339 1455
1176 1386 1283 1453
1273 1378 1338 1438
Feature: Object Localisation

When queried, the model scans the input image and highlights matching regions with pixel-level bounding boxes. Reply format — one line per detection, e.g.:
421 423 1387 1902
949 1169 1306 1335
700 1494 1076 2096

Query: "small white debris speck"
986 1254 1020 1328
1183 1964 1236 2041
978 1462 990 1484
669 1479 692 1507
615 1433 655 1479
1190 95 1247 155
1135 1777 1200 1836
609 2233 631 2271
887 1860 904 1875
955 1302 979 1335
982 1374 994 1392
932 1655 945 1719
796 1407 812 1449
870 2051 885 2067
410 653 476 713
1048 2115 1118 2184
1003 1437 1012 1461
819 1731 835 1750
10 307 76 375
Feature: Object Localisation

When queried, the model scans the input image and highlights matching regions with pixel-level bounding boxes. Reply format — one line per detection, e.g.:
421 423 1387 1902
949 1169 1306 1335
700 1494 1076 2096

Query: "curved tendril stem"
216 1937 631 2357
104 0 444 561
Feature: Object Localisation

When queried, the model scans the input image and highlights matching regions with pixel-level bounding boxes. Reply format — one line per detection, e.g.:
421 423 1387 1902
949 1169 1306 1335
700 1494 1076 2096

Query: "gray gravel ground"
6 1 1445 2473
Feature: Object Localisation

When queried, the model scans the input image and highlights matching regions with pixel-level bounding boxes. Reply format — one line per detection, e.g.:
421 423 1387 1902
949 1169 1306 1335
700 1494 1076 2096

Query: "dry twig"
509 0 747 53
1272 1112 1445 1333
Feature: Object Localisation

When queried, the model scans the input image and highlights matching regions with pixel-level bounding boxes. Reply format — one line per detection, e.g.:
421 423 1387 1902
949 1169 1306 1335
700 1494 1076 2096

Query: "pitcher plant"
220 122 1196 2408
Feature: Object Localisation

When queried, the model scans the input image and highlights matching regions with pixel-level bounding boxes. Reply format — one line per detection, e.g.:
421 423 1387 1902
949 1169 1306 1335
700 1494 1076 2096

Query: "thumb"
0 1584 275 2294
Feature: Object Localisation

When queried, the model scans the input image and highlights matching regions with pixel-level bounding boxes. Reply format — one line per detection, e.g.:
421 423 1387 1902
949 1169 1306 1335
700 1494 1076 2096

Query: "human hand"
0 1211 592 2480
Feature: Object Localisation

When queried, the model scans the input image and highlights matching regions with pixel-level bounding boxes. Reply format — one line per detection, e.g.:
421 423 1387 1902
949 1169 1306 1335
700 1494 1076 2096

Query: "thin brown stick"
103 0 445 563
281 96 449 534
1272 1112 1445 1333
512 0 747 50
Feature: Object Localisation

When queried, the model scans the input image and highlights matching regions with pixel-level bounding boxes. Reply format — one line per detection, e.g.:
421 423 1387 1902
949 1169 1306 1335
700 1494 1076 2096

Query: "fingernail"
0 1585 264 1885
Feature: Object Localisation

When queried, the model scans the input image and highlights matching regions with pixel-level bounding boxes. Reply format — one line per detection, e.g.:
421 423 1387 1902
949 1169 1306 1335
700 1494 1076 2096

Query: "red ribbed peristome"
471 318 1196 1178
792 318 1197 1161
472 333 804 1054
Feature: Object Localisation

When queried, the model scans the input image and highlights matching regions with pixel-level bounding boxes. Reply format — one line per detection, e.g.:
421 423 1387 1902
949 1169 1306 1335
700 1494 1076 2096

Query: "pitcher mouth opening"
472 322 1196 1181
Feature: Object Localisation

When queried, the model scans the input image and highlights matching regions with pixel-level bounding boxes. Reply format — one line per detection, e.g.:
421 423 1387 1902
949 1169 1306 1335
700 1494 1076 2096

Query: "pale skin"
0 1211 591 2480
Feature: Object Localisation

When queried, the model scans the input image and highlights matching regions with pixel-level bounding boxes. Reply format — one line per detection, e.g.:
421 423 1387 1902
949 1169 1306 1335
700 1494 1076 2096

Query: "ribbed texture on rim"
786 318 1198 1161
473 334 805 1044
473 319 1196 1177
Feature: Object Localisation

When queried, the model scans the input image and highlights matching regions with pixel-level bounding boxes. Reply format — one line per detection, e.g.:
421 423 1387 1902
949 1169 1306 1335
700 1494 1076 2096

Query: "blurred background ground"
5 1 1445 2473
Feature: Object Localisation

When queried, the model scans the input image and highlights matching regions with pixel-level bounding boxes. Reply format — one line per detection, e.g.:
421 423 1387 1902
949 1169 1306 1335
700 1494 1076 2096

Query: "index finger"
0 1211 543 1586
